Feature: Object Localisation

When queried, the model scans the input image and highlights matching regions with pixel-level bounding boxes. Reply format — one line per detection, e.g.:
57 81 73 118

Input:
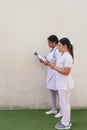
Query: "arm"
48 63 71 75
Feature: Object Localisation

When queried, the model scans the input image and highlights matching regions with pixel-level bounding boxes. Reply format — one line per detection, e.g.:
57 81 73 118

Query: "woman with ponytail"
48 37 75 129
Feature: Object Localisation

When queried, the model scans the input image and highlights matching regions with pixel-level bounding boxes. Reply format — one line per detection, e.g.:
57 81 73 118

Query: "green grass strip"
0 109 87 130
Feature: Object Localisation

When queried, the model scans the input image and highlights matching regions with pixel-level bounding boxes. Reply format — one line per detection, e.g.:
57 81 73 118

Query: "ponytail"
68 44 74 59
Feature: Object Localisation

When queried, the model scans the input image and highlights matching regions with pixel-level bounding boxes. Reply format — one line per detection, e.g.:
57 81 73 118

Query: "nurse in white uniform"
48 38 75 129
41 35 60 115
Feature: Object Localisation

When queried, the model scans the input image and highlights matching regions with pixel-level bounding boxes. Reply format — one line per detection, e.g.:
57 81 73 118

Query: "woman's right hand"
39 59 49 65
39 59 44 63
43 61 49 65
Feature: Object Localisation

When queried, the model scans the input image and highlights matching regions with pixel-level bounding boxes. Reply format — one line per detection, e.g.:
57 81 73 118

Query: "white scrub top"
55 52 75 90
46 46 60 90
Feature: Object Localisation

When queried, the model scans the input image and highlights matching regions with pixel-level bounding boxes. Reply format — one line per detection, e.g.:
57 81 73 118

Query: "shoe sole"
54 115 62 118
45 112 57 115
55 125 71 130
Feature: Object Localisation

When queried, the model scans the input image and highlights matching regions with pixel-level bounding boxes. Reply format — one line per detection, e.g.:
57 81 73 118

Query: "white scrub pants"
50 90 58 111
58 89 71 126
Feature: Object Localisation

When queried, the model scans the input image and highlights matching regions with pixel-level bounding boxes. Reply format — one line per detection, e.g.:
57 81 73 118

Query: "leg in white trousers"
50 90 58 111
58 89 71 126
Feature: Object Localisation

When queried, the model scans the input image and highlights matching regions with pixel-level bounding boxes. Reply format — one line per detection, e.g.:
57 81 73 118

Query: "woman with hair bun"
41 35 61 115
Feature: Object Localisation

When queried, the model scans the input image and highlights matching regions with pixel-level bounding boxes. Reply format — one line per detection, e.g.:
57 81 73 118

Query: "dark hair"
48 35 58 44
59 37 74 59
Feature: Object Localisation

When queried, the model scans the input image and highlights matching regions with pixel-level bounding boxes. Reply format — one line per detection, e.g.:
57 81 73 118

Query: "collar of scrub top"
50 46 58 52
49 46 58 59
50 48 54 52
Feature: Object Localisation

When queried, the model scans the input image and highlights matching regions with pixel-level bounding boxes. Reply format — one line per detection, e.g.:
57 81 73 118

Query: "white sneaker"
69 122 72 127
55 121 71 129
54 112 62 118
45 110 57 115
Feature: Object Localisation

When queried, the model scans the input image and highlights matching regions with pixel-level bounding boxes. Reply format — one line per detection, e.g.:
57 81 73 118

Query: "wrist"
54 66 58 71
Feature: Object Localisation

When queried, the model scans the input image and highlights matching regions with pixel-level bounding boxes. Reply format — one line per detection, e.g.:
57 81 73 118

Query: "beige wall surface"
0 0 87 109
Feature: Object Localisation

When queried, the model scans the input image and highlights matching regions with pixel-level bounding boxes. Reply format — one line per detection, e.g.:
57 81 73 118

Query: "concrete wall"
0 0 87 109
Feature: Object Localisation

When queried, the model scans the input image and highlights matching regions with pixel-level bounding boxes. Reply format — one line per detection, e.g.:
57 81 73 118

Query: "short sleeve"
64 55 72 67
